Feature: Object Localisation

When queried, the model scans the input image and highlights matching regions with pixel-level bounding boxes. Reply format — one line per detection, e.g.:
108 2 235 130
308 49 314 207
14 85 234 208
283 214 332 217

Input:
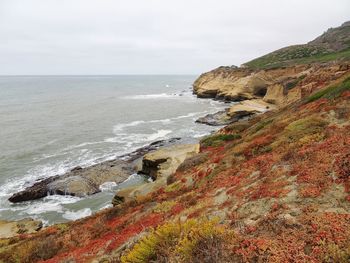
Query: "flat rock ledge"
196 99 275 126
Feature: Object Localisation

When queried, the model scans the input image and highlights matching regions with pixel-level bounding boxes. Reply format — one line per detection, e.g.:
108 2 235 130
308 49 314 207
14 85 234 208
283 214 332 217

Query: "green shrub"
120 218 235 263
285 75 307 90
320 241 350 263
200 134 241 147
306 77 350 103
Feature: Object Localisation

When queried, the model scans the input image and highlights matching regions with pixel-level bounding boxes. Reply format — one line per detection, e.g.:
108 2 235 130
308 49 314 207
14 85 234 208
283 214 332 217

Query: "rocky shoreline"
8 138 183 203
4 138 199 238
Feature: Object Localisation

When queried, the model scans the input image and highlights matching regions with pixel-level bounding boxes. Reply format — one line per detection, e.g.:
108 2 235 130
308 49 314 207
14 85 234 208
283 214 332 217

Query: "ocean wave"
146 129 172 141
105 129 172 145
33 140 106 163
121 93 180 100
118 173 147 189
112 111 207 134
62 208 92 221
20 202 64 215
99 181 118 192
113 120 146 132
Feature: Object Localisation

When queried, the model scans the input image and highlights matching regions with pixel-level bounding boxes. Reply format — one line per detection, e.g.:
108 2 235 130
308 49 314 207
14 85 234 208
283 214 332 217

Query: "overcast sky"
0 0 349 75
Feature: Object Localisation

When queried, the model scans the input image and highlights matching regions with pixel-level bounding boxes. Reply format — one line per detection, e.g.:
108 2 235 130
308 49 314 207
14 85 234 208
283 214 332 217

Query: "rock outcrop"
141 144 200 180
0 218 42 238
113 144 200 205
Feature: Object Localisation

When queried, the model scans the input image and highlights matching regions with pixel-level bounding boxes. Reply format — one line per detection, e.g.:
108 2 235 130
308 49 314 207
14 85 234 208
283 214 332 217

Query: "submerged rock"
0 218 42 238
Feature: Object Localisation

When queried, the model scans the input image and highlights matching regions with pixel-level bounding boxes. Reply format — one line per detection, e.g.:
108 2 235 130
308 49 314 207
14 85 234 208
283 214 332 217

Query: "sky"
0 0 349 75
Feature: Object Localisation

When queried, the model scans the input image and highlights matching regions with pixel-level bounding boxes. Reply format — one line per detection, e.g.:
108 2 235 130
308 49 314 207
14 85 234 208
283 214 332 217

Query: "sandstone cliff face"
193 62 350 108
193 66 252 98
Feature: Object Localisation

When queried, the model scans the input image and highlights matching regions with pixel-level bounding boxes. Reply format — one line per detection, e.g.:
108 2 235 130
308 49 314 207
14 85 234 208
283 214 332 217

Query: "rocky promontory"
193 62 349 125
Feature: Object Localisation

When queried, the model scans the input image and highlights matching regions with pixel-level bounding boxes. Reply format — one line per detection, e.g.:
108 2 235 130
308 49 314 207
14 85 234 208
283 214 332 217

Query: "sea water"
0 75 228 225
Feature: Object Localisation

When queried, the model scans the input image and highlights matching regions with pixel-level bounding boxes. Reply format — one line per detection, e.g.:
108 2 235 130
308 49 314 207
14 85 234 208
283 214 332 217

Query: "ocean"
0 75 228 225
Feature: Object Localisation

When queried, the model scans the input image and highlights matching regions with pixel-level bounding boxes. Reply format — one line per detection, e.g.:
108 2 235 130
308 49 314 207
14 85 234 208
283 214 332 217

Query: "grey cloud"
0 0 349 74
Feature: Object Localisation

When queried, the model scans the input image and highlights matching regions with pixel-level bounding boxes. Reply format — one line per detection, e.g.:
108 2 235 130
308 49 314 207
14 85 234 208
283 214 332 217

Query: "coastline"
0 75 228 227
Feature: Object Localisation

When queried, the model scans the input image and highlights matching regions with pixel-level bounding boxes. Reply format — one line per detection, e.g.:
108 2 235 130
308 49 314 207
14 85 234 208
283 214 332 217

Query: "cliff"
1 22 350 263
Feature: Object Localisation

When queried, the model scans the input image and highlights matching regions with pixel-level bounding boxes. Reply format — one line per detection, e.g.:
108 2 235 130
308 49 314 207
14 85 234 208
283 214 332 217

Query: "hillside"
1 22 350 263
243 21 350 69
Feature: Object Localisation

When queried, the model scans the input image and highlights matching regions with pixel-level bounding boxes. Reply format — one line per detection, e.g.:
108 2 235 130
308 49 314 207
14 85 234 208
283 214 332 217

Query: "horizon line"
0 73 199 77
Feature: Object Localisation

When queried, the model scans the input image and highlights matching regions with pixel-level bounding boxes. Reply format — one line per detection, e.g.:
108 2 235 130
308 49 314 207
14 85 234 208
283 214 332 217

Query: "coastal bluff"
193 62 349 125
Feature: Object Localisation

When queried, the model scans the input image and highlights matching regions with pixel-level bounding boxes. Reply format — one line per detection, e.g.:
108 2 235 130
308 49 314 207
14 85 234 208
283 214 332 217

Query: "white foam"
10 195 81 215
172 111 206 120
193 132 210 138
122 93 178 100
146 129 172 141
33 141 107 163
106 128 172 147
111 112 207 136
113 120 146 133
44 194 81 204
21 202 64 215
62 208 92 221
99 181 117 191
99 204 113 210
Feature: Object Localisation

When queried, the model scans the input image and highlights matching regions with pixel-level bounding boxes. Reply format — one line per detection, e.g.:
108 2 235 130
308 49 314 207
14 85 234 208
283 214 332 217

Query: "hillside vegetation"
244 21 350 69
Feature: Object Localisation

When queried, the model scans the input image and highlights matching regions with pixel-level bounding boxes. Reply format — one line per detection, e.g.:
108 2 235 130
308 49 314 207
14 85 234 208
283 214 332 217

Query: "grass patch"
285 74 307 90
306 77 350 103
164 182 181 193
252 119 274 134
153 201 177 213
200 134 241 147
272 116 327 148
